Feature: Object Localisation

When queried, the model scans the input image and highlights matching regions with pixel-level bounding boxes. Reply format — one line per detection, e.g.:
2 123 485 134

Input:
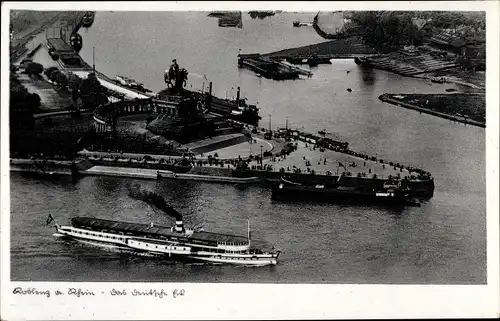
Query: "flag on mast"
46 213 54 225
247 219 251 246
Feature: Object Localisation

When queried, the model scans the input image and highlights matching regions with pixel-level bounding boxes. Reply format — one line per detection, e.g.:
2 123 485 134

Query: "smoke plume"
127 184 182 221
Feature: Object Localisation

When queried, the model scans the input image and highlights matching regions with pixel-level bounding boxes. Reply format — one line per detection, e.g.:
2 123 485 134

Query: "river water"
10 12 486 283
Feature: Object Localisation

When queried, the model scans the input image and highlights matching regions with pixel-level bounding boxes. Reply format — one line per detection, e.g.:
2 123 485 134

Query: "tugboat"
50 212 280 266
69 33 83 52
114 75 152 93
431 77 446 84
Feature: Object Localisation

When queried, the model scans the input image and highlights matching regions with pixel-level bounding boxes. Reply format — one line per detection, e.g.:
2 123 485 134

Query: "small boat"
347 88 352 92
51 214 280 266
431 77 446 84
115 75 150 92
318 129 327 135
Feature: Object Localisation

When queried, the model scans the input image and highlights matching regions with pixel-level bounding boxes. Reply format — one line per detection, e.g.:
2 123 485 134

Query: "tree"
25 62 43 76
67 72 83 91
80 73 108 109
55 72 69 88
10 79 40 129
25 92 41 108
44 66 59 78
48 69 61 82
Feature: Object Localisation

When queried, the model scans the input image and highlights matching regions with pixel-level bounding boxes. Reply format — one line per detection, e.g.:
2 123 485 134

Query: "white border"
1 1 499 320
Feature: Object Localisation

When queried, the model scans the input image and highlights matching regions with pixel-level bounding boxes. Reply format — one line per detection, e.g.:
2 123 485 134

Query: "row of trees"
10 70 40 129
11 61 110 130
44 67 108 110
350 11 485 50
417 11 485 30
350 11 425 49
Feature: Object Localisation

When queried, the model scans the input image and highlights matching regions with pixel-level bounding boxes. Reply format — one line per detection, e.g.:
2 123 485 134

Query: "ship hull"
55 224 278 266
271 184 409 206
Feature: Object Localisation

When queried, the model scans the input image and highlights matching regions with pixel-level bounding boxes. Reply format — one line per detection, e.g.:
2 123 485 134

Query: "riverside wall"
379 94 486 128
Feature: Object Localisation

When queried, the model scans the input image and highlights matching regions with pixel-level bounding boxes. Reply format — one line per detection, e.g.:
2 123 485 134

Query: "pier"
237 53 311 80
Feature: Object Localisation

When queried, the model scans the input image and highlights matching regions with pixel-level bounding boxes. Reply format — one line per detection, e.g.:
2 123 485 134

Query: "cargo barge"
237 53 301 80
271 177 411 206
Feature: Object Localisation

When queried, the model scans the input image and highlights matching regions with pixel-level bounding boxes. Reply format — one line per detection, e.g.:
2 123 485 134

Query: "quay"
83 166 158 179
11 123 435 198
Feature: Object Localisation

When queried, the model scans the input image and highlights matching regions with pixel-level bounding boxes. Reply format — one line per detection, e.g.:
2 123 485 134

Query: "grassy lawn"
389 93 485 123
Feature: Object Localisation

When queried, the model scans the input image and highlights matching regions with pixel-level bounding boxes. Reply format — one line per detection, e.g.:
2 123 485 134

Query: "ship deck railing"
70 217 249 246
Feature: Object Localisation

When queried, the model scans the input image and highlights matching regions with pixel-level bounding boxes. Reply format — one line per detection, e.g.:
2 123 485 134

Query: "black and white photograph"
1 1 498 319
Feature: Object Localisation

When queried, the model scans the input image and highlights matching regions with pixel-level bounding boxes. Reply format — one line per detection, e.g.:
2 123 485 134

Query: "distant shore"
379 93 485 128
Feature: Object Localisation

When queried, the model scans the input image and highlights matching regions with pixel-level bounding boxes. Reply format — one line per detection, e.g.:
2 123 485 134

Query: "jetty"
237 53 312 80
237 37 380 78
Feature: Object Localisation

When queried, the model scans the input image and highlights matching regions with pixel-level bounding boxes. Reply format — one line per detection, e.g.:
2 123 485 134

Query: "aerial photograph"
8 8 486 284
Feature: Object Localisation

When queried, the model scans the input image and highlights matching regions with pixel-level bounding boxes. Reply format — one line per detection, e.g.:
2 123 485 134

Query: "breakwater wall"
312 12 348 40
379 94 486 128
10 159 76 176
87 158 191 173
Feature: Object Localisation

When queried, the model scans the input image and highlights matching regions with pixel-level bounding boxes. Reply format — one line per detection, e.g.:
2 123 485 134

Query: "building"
429 31 467 53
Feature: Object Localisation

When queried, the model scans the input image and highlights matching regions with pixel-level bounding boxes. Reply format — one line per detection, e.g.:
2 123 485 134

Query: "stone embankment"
379 93 485 128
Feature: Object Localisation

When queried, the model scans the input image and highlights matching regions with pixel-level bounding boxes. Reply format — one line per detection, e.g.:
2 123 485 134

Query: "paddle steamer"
51 215 280 266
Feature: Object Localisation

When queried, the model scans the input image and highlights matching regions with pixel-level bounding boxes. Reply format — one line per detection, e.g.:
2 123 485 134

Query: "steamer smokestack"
175 217 185 233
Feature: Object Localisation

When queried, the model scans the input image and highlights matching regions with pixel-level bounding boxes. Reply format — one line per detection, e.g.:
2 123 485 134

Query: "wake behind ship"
50 215 280 266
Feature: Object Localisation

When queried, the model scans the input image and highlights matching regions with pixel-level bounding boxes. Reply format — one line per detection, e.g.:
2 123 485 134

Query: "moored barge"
271 177 411 206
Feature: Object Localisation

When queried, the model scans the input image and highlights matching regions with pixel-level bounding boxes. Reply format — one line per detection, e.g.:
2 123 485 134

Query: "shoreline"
379 94 485 128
